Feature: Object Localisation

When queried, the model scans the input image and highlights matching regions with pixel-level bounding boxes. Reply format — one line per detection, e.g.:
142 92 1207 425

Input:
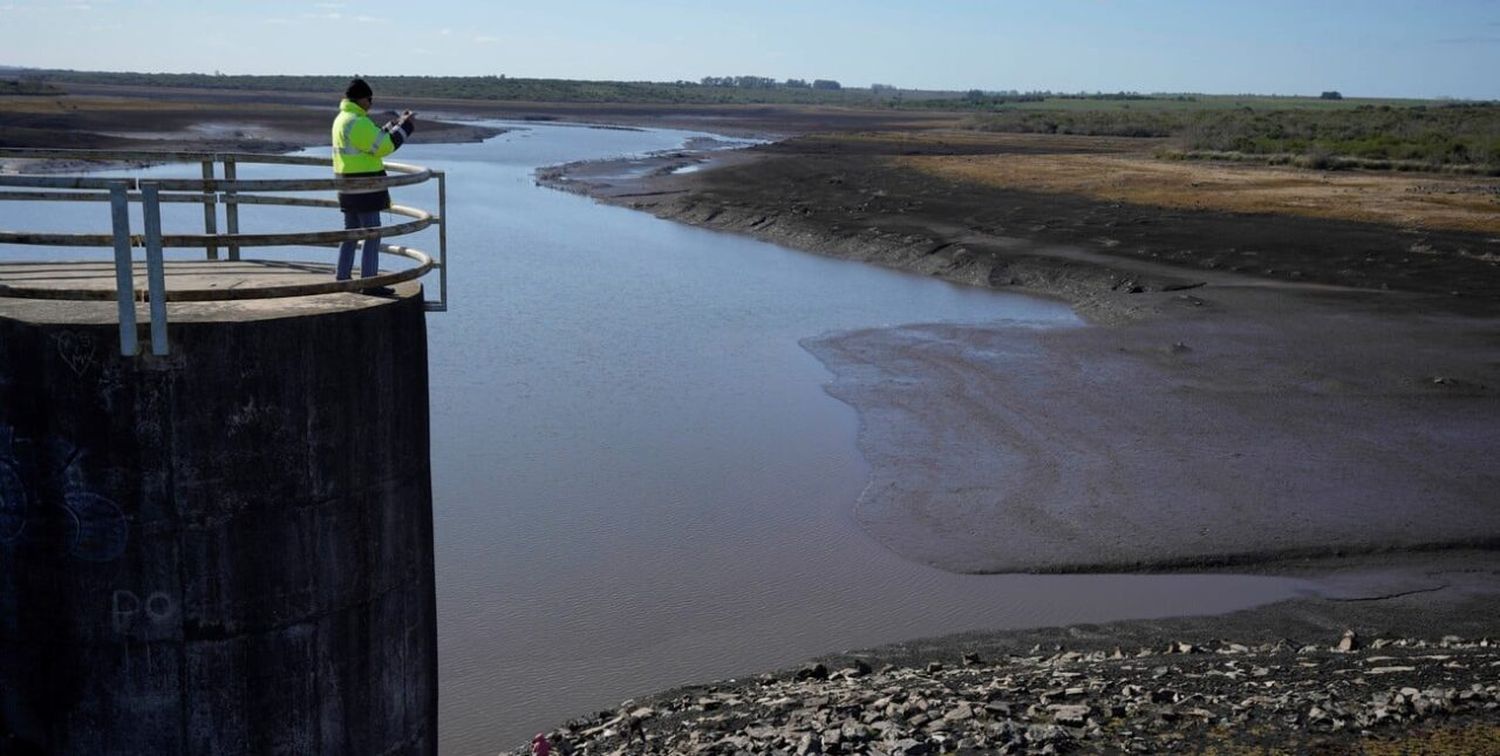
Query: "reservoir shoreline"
6 91 1499 752
523 126 1500 751
541 134 1500 574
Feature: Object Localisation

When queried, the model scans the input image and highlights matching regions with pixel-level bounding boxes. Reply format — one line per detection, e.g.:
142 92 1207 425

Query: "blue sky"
2 0 1498 98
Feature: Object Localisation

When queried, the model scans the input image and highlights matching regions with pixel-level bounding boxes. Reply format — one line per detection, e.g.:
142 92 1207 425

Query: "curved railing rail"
0 149 448 356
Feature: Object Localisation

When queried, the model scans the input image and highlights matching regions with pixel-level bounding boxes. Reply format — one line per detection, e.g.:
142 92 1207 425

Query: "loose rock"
506 634 1500 755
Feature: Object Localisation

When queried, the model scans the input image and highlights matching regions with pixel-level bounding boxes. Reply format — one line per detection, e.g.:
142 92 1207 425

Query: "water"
0 125 1310 755
405 125 1310 754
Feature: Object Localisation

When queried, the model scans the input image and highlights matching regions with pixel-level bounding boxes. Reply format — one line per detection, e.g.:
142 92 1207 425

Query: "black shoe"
365 286 396 296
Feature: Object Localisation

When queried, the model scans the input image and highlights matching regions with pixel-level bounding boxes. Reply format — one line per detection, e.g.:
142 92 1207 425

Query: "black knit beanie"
345 78 373 100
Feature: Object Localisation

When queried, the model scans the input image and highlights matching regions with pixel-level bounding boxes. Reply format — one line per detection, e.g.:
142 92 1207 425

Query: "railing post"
436 170 448 311
201 159 218 261
141 182 170 356
108 182 138 356
224 158 240 261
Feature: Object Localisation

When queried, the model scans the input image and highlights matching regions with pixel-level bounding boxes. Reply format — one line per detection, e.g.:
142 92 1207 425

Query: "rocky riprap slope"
512 633 1499 755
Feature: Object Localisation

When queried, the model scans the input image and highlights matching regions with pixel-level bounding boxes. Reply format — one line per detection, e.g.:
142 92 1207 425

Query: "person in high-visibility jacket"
331 77 416 289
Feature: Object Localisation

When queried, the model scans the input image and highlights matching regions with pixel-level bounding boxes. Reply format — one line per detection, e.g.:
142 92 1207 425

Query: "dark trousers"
336 209 382 280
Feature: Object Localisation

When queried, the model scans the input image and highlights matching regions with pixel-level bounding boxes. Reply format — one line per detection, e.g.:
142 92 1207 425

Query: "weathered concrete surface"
0 259 378 296
0 286 436 754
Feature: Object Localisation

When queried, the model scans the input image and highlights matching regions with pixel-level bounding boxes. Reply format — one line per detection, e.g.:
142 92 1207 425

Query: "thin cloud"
474 35 498 44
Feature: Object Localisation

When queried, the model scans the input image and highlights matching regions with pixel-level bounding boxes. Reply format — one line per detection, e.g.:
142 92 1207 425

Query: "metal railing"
0 149 448 356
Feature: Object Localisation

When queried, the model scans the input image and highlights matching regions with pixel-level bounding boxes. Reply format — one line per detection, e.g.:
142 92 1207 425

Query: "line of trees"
960 89 1194 102
17 69 890 106
697 76 842 90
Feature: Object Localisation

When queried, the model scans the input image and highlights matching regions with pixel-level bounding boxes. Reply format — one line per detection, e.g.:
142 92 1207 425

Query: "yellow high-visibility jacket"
331 99 414 211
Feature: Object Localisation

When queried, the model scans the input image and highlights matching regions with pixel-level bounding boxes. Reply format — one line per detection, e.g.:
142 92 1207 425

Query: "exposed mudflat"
804 287 1500 573
545 132 1500 574
563 133 1500 318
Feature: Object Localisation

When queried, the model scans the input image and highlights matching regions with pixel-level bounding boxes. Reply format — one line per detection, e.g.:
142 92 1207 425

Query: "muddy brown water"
0 124 1311 755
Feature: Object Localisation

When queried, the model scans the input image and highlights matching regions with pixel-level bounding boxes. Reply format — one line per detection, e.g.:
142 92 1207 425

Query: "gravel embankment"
511 633 1499 755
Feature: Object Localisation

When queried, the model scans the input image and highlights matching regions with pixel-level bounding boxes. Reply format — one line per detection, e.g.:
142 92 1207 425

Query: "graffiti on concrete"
0 425 26 546
64 492 129 563
51 331 98 378
0 424 128 562
0 456 24 546
111 589 176 635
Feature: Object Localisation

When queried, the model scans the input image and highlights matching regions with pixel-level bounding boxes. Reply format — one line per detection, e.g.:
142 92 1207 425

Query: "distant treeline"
697 76 843 90
4 69 1333 110
15 70 886 105
902 90 1206 110
967 104 1500 172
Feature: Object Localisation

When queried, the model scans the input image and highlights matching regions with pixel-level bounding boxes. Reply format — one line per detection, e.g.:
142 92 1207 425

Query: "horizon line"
2 64 1495 103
